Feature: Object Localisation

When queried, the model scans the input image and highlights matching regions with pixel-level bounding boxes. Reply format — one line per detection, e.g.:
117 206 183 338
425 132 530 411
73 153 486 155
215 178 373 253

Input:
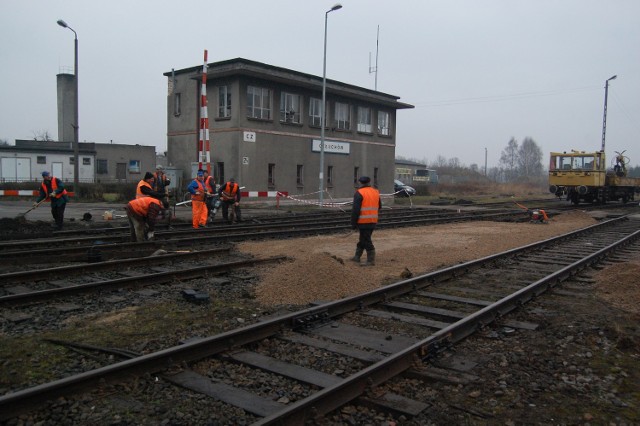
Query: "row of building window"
269 163 379 188
37 156 92 166
36 156 144 175
175 85 391 136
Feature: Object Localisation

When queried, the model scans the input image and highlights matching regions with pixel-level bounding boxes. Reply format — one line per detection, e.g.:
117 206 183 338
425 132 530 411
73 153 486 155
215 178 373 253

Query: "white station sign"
312 139 350 155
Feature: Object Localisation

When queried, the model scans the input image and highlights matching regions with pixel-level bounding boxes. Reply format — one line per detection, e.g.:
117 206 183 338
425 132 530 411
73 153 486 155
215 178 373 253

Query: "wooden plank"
228 351 339 388
310 322 416 354
279 333 385 364
384 301 466 321
415 291 494 306
364 309 450 329
164 370 282 417
359 392 429 416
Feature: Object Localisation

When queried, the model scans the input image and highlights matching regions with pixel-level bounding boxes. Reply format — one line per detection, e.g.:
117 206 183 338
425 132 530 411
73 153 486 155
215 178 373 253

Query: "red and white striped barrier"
0 190 75 197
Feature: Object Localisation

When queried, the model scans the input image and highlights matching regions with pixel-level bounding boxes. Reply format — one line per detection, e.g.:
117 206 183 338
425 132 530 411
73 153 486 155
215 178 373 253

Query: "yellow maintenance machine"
549 150 640 204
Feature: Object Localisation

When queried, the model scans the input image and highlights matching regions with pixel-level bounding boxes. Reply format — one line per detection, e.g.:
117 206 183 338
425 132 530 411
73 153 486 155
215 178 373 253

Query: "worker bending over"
125 196 167 242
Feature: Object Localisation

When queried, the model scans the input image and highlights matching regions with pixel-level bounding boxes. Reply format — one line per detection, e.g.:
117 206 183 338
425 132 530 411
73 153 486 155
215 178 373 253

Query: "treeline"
401 137 639 183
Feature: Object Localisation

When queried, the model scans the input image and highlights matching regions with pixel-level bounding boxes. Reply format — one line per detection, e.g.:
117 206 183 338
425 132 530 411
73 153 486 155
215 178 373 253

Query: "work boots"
361 250 376 267
351 247 364 263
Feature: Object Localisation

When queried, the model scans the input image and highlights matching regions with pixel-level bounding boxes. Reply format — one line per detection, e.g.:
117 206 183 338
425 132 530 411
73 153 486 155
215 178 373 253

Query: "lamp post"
57 19 79 189
600 75 617 152
319 3 342 207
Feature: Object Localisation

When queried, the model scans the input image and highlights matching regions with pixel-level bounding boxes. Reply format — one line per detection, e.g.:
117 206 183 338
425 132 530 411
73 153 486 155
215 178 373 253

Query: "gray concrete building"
164 58 413 198
0 140 155 183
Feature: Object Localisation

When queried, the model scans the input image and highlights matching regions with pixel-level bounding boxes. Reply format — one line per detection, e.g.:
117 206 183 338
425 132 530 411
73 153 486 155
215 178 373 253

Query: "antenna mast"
368 25 379 91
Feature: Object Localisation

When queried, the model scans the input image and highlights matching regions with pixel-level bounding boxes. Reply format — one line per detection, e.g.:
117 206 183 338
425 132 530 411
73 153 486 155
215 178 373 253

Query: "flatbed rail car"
549 150 640 204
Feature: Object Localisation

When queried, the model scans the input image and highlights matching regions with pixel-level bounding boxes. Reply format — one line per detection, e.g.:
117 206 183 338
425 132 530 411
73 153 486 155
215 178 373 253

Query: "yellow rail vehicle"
549 150 640 204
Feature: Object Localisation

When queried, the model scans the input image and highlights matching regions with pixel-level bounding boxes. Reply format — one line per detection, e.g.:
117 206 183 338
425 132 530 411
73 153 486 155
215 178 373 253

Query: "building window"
377 111 390 136
83 157 91 165
357 107 372 133
69 157 75 165
280 92 302 124
353 167 359 185
247 86 271 119
296 164 304 185
174 93 181 116
327 165 333 186
128 160 141 174
97 159 108 174
334 102 350 130
37 156 46 164
309 97 328 127
218 86 231 118
268 163 275 186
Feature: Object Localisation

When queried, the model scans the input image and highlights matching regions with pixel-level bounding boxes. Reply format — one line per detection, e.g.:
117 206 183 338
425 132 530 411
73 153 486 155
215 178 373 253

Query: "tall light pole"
319 3 342 207
601 74 617 152
57 19 79 189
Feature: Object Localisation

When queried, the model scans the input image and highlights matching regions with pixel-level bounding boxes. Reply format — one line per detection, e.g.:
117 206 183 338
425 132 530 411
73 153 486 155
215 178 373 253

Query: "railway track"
2 214 639 424
0 207 530 263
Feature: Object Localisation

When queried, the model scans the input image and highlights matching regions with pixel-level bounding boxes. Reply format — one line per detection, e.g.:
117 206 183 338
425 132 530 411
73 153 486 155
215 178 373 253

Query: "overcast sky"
1 0 639 169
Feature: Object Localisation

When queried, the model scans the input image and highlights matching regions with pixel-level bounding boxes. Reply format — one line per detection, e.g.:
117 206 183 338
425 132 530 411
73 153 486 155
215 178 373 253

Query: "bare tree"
0 138 10 146
517 137 544 180
499 137 519 181
32 130 54 141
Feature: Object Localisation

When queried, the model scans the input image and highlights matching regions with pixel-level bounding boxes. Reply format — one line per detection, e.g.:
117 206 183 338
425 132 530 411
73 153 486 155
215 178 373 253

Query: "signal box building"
164 58 413 199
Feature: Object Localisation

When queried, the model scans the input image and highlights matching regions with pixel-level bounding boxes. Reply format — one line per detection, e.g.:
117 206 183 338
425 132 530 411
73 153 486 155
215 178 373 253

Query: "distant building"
0 140 156 183
164 58 413 198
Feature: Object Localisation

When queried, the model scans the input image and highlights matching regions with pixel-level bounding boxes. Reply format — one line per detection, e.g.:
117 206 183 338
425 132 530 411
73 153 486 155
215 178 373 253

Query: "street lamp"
57 19 79 189
319 3 342 207
600 74 617 152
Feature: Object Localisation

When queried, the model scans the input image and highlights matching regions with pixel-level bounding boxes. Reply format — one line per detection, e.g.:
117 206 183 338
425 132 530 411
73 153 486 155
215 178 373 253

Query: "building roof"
164 57 414 110
395 159 427 168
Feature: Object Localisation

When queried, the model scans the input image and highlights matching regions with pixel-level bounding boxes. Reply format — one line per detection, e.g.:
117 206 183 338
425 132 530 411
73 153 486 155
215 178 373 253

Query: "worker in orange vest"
187 169 209 228
136 172 166 200
34 171 69 230
218 177 242 223
125 196 167 242
350 176 381 266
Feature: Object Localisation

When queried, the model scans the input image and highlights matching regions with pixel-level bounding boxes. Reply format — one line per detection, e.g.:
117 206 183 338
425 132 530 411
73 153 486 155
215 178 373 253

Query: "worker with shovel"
34 171 69 230
350 176 381 266
124 196 167 242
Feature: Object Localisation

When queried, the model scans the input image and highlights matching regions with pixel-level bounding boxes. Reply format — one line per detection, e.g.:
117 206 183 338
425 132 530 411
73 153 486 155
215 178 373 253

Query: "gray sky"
1 0 639 169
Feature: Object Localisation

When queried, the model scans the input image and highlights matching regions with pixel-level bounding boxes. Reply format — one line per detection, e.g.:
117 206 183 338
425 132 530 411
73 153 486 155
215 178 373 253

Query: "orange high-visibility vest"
221 182 239 201
356 186 379 225
191 180 206 202
128 196 162 216
204 176 215 193
41 177 68 200
136 180 152 198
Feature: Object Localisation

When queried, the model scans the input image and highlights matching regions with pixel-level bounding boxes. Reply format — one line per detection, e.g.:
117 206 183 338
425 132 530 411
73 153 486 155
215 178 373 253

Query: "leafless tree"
32 130 54 141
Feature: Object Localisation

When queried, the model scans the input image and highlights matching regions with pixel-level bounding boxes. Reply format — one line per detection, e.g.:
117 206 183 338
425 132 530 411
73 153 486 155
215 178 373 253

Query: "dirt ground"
237 210 639 313
236 209 640 424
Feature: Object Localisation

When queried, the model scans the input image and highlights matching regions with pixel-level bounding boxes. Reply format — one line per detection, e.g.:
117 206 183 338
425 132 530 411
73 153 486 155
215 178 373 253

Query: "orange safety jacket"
136 180 152 198
128 196 162 216
190 180 206 202
41 177 68 200
220 182 239 201
356 186 380 225
204 176 216 194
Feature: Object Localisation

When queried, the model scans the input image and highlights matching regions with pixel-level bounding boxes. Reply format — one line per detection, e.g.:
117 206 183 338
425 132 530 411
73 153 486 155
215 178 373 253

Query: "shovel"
18 198 46 218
